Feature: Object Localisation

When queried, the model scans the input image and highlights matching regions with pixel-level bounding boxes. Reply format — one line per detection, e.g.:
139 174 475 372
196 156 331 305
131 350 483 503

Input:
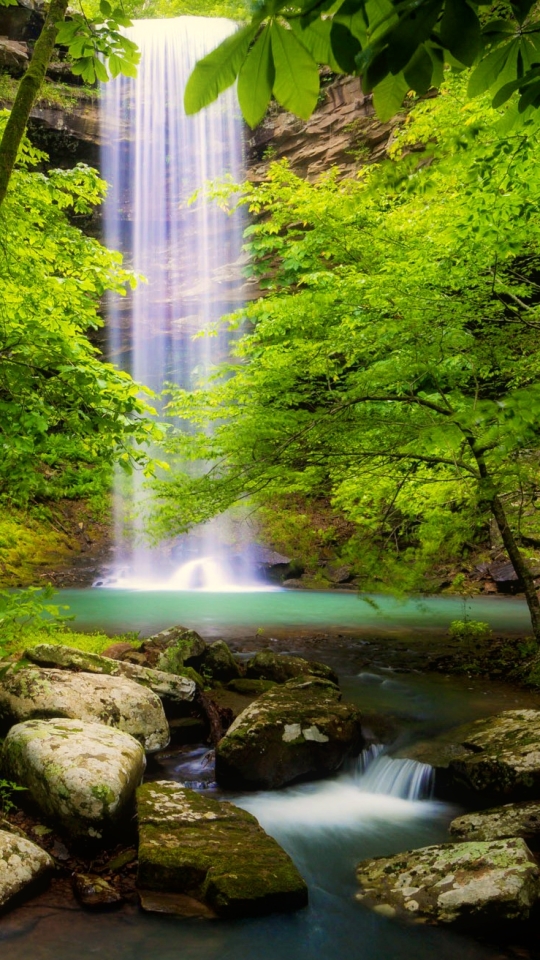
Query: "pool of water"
57 587 531 638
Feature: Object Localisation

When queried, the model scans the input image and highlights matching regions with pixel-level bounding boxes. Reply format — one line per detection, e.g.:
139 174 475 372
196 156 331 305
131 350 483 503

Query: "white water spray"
99 17 259 591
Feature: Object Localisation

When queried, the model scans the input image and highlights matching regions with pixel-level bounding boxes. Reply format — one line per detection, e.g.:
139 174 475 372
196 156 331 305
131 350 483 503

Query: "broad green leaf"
403 44 433 95
238 25 274 128
511 0 535 24
386 0 444 74
108 52 122 79
290 18 343 72
100 0 112 15
184 22 259 115
468 38 520 97
271 21 319 120
94 57 109 83
330 22 361 73
438 0 480 66
118 57 138 79
372 70 409 120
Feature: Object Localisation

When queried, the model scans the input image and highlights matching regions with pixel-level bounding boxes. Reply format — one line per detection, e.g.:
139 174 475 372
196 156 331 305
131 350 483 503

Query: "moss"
227 678 277 695
6 628 139 658
0 511 75 588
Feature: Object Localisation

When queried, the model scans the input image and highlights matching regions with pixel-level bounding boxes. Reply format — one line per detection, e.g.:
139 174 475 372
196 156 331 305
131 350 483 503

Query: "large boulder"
215 677 364 789
137 780 308 918
25 644 197 706
400 710 540 803
356 839 540 929
0 666 169 752
246 650 338 685
203 640 241 682
2 719 145 840
0 829 53 909
450 801 540 848
117 626 207 674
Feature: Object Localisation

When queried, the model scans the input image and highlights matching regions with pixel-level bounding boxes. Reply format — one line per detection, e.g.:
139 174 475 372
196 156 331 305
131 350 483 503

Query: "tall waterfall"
100 17 254 590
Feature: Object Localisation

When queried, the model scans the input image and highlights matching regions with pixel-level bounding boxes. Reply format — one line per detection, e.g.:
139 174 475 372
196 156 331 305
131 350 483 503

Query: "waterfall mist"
100 17 258 591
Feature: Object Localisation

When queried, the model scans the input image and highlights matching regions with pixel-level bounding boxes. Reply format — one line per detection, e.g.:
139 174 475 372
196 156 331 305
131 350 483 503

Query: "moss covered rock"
140 626 207 675
401 710 540 802
2 719 145 840
356 838 540 928
215 677 364 789
246 651 338 685
204 640 241 682
25 643 197 706
450 801 540 847
0 828 54 909
0 666 170 752
137 780 308 918
227 678 276 695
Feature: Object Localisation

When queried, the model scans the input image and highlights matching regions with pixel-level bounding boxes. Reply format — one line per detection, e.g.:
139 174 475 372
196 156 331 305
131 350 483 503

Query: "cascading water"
99 17 260 591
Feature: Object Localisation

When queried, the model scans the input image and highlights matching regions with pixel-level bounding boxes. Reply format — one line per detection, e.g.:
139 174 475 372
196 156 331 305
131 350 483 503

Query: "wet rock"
139 888 218 918
137 780 308 918
0 828 53 909
2 719 145 840
72 873 122 909
450 801 540 847
246 650 338 685
400 710 540 803
355 838 540 929
215 677 364 789
0 666 170 752
25 643 197 707
101 642 136 660
0 38 28 76
227 678 277 695
119 626 207 675
203 640 241 682
323 564 353 584
168 716 207 743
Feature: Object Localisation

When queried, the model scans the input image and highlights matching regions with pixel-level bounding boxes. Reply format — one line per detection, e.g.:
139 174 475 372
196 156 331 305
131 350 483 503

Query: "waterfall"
99 17 257 591
354 745 434 801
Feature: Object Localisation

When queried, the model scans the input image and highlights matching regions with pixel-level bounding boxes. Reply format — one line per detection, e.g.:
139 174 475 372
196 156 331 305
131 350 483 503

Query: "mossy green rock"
137 780 308 918
450 801 540 846
140 626 207 675
215 677 364 789
0 666 169 752
2 719 145 840
25 644 197 705
0 828 54 908
204 640 241 682
227 678 276 695
246 651 338 685
356 839 540 928
401 710 540 802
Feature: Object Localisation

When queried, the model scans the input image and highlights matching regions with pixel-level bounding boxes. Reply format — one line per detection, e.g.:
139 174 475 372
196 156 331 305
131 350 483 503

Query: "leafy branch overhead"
184 0 540 124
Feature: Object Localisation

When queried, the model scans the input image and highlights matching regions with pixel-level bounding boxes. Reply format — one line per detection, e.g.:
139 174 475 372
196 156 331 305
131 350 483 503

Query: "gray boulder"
25 643 197 705
450 801 540 847
215 677 363 789
0 829 53 909
2 719 145 840
137 780 308 918
0 666 169 752
203 640 241 682
356 838 540 928
400 709 540 802
246 650 338 685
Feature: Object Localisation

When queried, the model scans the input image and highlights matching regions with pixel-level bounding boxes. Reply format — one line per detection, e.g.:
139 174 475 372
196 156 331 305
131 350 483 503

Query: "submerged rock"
356 838 540 928
0 829 53 909
450 801 540 847
227 678 276 695
137 780 308 918
400 710 540 802
246 650 338 685
25 643 197 706
215 677 363 789
203 640 241 682
72 873 123 909
2 719 145 840
0 666 170 752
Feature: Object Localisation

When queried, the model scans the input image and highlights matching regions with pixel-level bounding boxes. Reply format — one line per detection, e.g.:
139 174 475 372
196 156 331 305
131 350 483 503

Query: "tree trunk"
0 0 69 208
489 493 540 642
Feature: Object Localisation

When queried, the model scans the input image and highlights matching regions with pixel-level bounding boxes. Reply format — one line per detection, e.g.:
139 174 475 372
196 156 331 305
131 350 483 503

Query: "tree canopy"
155 75 540 633
185 0 540 125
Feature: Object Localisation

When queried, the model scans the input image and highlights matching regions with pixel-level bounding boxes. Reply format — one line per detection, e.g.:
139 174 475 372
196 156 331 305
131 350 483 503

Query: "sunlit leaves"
271 21 319 118
56 10 140 83
238 24 275 127
184 22 259 113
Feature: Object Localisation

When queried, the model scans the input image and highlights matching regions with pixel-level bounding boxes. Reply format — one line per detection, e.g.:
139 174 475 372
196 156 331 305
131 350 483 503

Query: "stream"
1 589 537 960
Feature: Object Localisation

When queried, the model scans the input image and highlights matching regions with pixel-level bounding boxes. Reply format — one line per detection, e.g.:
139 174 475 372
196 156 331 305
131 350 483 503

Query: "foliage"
184 0 540 127
153 75 540 616
84 0 249 19
0 779 26 815
448 619 493 643
0 512 74 588
0 585 72 657
0 73 79 110
0 117 160 506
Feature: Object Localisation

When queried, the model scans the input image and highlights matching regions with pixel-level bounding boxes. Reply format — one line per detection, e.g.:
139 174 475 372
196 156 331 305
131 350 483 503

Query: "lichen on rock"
450 801 540 846
0 828 54 909
246 650 338 685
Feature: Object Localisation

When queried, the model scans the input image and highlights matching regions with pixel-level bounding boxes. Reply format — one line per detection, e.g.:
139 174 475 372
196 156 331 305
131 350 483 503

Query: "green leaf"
372 70 409 120
386 0 444 74
330 22 361 73
271 21 319 120
108 52 122 79
403 44 433 95
100 0 112 15
290 18 342 72
511 0 535 24
238 25 274 128
468 38 520 97
118 57 138 79
94 57 109 83
184 22 259 115
438 0 480 66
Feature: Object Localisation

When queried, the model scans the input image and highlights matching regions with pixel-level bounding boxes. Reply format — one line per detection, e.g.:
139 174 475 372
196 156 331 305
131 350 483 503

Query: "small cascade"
355 746 434 801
